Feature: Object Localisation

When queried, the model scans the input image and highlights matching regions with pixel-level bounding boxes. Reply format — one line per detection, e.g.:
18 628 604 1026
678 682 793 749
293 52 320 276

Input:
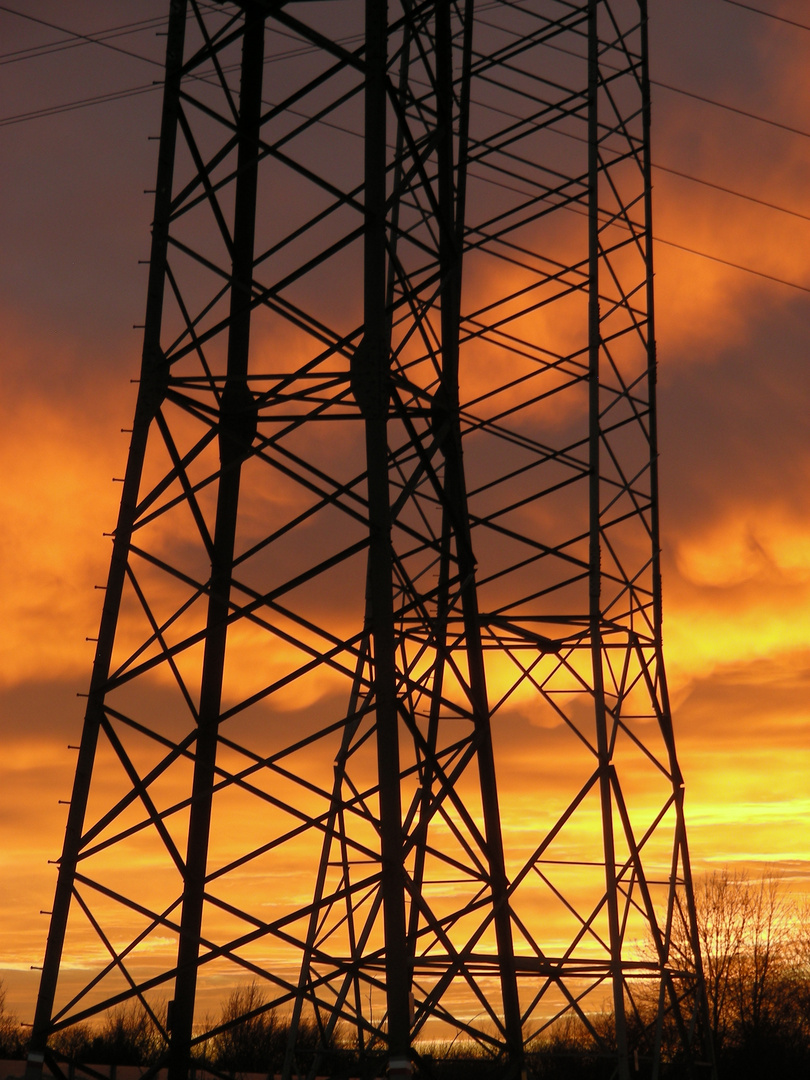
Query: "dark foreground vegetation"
2 873 808 1079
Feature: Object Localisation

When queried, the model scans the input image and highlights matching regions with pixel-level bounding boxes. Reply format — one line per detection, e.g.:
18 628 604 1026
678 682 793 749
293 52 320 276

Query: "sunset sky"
1 0 809 1027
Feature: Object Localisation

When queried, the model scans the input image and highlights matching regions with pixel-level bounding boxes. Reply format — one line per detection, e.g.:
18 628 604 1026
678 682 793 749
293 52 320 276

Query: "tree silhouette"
665 870 809 1078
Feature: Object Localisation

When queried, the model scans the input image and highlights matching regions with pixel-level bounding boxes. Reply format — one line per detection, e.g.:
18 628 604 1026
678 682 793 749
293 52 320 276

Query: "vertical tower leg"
588 4 630 1077
357 1 411 1072
167 11 266 1079
24 3 189 1076
434 2 523 1064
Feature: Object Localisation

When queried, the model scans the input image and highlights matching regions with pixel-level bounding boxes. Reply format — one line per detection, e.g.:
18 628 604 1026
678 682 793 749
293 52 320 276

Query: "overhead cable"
0 15 166 66
0 3 164 69
720 0 810 33
2 4 808 297
653 79 810 142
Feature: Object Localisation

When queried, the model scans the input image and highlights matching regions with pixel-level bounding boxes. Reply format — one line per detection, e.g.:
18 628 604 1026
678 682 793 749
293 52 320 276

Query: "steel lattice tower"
27 3 714 1079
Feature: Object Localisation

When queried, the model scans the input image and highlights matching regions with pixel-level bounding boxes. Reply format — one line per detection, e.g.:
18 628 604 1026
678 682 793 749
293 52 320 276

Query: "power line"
0 14 348 127
653 78 810 142
654 237 810 296
719 0 810 33
528 31 810 142
5 2 809 145
475 9 810 154
0 14 167 67
654 163 810 225
2 4 808 298
0 0 228 66
5 48 808 227
0 4 165 69
0 82 158 127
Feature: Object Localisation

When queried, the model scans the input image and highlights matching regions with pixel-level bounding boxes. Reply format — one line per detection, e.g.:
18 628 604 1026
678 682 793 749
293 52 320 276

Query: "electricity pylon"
27 3 714 1079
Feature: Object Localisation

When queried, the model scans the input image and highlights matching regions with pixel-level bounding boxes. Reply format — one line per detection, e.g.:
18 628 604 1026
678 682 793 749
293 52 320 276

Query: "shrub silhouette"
203 983 334 1076
0 982 26 1059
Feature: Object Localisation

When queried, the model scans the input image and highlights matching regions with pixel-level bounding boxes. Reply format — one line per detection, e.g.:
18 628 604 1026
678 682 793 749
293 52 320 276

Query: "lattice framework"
27 3 714 1079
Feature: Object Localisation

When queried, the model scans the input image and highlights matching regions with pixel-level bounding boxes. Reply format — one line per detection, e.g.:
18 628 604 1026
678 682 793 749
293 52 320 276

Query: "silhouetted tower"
27 3 714 1079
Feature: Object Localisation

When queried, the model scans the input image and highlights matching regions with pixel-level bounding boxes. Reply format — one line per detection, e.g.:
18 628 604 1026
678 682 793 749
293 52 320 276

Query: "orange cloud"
648 6 810 357
675 505 810 589
658 500 810 696
0 396 125 687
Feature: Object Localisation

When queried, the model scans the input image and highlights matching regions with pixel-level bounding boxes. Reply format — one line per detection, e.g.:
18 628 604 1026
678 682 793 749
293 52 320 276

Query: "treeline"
0 984 328 1075
1 871 807 1078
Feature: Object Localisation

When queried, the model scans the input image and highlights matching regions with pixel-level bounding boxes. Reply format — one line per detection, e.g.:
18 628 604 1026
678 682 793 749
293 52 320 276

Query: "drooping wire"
0 14 167 66
2 1 808 296
719 0 810 33
0 3 166 69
